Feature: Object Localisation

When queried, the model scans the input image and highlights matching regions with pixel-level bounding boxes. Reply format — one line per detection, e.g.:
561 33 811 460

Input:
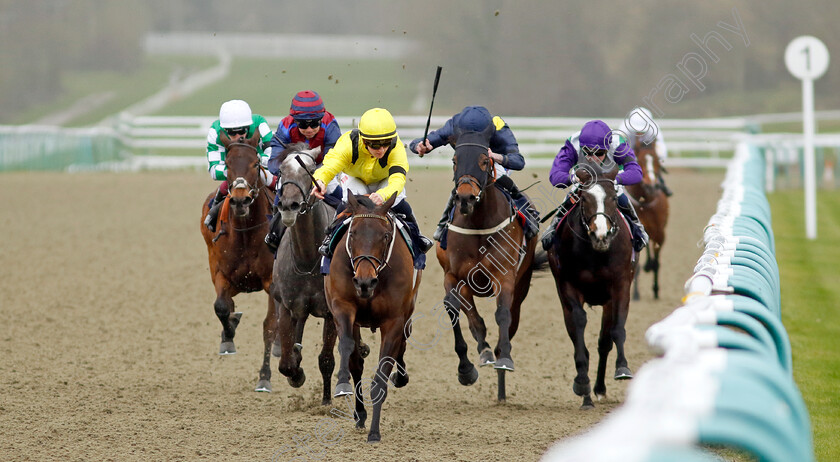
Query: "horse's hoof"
595 392 605 402
219 341 236 355
493 357 514 371
334 382 354 397
254 379 272 393
573 380 591 397
615 367 633 380
479 348 496 366
287 369 306 388
367 432 381 443
358 343 370 358
390 371 409 388
457 366 479 386
321 398 332 406
580 396 595 410
271 342 282 357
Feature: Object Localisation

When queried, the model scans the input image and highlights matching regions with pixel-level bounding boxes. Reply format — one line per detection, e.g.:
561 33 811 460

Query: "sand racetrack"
0 167 722 461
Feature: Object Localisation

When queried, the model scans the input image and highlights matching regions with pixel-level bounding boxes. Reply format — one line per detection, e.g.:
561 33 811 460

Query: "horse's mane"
278 142 315 165
352 195 378 210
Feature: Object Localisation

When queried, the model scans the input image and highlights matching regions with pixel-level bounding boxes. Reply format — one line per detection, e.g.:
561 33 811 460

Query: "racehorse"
435 131 541 402
269 144 338 402
625 138 669 300
547 167 634 409
200 131 277 392
325 192 421 443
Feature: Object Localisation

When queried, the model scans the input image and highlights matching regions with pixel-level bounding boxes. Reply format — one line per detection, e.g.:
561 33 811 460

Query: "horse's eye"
384 232 392 241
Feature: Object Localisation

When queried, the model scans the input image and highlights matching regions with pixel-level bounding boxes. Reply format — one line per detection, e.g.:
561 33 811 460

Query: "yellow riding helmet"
358 108 397 141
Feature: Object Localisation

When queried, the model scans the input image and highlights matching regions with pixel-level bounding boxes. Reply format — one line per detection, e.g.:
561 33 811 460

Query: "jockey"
264 90 343 252
542 119 649 253
409 105 540 241
618 106 673 196
203 99 275 232
311 107 434 257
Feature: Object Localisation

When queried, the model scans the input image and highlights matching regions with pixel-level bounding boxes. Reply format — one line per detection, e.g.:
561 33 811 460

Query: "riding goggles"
224 127 248 137
295 119 321 129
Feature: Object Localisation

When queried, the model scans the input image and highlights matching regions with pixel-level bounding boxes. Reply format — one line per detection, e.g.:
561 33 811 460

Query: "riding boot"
657 174 674 196
204 188 226 232
434 193 456 241
264 212 286 253
541 194 575 251
495 175 540 239
318 201 347 257
392 200 434 253
617 195 649 252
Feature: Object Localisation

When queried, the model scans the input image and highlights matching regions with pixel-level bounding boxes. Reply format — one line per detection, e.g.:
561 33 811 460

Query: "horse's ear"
220 131 232 149
347 191 360 212
304 146 321 160
248 130 261 146
575 167 593 185
378 192 397 215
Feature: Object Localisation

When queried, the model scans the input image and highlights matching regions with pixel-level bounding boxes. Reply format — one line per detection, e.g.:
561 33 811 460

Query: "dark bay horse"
625 138 669 300
269 144 338 402
435 132 541 402
547 167 634 409
200 131 277 392
325 192 421 443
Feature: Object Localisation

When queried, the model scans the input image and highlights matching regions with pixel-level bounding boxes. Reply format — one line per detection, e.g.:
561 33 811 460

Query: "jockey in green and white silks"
203 99 275 232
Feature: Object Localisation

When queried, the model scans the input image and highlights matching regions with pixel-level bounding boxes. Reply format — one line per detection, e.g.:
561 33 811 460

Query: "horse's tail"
531 247 550 273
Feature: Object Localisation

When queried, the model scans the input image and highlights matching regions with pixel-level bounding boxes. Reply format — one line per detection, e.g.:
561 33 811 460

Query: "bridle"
580 179 619 239
278 153 318 215
345 213 397 277
227 142 264 206
454 142 496 203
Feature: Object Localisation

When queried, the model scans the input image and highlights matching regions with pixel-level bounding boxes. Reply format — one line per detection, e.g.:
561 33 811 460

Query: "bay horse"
200 131 277 392
325 192 421 443
547 167 634 409
625 138 669 300
435 131 541 402
269 144 338 402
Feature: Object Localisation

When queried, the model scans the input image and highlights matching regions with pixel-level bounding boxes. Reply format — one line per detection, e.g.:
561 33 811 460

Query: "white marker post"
785 36 830 240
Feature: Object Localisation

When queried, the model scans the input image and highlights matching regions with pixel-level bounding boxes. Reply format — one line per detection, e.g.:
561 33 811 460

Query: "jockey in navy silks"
409 105 540 243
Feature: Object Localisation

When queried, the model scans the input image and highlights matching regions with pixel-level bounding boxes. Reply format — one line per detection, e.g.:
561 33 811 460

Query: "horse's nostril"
369 278 378 289
291 202 299 211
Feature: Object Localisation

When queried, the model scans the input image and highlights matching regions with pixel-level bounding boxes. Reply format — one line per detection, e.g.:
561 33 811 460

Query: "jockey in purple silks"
542 119 649 252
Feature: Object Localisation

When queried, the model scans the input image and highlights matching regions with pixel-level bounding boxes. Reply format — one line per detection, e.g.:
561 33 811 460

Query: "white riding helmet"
627 106 657 134
219 100 253 128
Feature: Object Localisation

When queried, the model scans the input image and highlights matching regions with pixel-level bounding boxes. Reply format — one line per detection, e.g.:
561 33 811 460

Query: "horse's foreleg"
213 277 240 355
558 286 592 409
275 303 303 387
331 305 356 398
367 318 404 443
319 315 337 405
255 296 278 392
349 324 367 430
611 288 632 382
459 293 493 366
493 283 516 372
651 243 661 300
444 275 478 386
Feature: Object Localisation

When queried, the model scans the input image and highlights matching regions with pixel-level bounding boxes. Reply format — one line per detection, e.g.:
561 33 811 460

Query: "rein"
346 213 397 276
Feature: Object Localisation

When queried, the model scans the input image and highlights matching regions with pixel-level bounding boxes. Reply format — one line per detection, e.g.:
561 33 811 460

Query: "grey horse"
267 144 338 402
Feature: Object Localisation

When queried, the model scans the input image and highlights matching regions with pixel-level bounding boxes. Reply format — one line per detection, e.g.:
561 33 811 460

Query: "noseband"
346 213 397 277
228 142 264 204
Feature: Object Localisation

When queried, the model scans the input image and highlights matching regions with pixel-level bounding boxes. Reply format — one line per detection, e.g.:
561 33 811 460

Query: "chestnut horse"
325 192 421 443
547 167 634 409
200 132 277 392
435 132 541 402
269 144 338 402
625 138 669 300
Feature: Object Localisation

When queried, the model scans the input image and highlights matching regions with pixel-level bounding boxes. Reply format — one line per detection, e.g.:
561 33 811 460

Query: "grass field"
768 190 840 462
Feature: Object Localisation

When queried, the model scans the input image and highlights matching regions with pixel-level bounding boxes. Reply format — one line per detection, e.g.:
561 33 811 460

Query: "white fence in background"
115 111 840 170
